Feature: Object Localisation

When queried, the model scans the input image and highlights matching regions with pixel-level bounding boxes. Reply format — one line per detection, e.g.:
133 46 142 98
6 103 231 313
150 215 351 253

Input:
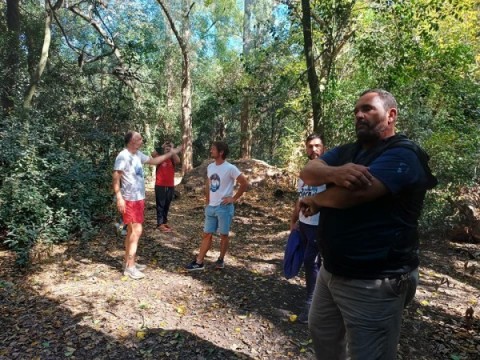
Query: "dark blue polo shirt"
318 146 428 278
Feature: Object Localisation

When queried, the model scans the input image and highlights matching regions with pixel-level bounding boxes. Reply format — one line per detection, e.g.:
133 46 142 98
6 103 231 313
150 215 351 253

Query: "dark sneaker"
215 258 224 269
298 304 311 324
186 261 204 271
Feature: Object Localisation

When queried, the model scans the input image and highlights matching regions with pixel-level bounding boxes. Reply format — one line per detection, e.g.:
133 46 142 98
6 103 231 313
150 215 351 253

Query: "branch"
185 2 195 18
67 2 139 96
200 19 218 39
156 0 187 53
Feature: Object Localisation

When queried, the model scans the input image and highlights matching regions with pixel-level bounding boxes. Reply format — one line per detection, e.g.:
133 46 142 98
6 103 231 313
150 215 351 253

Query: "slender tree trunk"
2 0 20 114
161 2 176 113
240 0 253 159
156 0 194 174
301 0 323 137
181 9 193 174
23 0 64 109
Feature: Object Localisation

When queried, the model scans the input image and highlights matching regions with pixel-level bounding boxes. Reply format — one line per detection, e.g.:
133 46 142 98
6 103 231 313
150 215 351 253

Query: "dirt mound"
450 185 480 243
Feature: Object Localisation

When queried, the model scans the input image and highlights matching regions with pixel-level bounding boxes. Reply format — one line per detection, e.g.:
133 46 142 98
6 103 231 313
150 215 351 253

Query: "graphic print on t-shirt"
210 173 220 192
135 163 144 178
299 184 319 198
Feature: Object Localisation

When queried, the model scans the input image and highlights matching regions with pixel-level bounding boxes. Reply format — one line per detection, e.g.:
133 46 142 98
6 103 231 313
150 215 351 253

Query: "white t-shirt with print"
114 149 150 201
297 179 327 225
207 161 242 206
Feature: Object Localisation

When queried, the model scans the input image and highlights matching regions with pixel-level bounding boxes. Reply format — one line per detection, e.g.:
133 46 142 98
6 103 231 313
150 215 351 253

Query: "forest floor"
1 162 479 360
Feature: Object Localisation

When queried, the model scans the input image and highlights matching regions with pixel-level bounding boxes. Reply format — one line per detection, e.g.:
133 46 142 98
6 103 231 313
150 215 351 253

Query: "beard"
356 122 384 144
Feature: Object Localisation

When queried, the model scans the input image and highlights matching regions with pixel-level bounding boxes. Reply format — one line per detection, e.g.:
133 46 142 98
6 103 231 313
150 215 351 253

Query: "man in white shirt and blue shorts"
186 141 249 271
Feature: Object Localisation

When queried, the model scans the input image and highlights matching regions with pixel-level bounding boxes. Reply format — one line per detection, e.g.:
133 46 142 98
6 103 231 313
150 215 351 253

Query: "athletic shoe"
135 263 147 271
122 262 147 271
215 258 225 269
185 261 204 271
298 304 311 324
158 224 172 232
123 266 145 279
114 222 122 235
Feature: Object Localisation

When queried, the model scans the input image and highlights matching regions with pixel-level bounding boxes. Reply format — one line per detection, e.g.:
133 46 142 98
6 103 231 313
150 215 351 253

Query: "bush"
0 113 112 265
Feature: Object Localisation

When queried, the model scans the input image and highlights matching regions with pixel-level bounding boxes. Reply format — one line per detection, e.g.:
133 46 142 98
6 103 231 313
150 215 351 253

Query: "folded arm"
300 159 373 190
299 176 388 216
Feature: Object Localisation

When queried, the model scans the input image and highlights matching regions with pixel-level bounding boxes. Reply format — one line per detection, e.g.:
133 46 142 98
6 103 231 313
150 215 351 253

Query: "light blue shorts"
203 204 235 235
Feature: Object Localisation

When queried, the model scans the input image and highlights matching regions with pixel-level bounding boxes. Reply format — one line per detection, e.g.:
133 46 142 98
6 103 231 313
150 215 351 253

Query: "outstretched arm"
145 145 182 165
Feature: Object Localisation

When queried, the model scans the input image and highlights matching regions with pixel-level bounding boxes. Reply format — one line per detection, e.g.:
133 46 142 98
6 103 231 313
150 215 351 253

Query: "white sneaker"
122 262 147 271
124 266 145 279
135 263 147 271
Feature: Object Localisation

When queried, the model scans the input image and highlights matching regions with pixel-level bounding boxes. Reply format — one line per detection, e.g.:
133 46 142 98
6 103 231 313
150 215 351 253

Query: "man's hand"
332 163 373 190
299 196 320 217
221 196 235 205
116 196 126 214
290 221 298 231
171 145 182 154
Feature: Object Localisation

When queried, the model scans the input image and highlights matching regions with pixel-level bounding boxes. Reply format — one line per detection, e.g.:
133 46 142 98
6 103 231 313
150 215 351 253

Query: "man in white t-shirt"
290 134 326 323
186 141 249 271
113 131 181 279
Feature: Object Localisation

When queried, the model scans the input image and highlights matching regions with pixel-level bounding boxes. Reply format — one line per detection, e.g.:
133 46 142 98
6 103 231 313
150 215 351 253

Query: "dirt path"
0 183 479 359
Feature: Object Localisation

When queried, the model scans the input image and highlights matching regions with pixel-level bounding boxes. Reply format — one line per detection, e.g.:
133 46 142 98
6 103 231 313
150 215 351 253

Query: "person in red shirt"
151 141 181 232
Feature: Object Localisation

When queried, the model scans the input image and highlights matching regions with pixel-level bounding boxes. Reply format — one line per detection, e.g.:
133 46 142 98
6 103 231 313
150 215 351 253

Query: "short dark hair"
124 131 135 146
306 133 323 144
360 89 398 111
212 141 229 159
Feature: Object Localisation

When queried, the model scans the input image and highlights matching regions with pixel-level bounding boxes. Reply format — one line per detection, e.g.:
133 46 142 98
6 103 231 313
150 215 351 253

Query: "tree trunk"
240 98 251 158
301 0 323 137
161 2 176 113
240 0 253 159
23 0 64 109
156 0 194 174
2 0 20 114
181 3 193 174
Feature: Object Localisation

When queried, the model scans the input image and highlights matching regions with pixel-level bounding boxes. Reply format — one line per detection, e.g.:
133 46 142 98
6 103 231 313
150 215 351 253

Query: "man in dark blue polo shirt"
299 89 437 360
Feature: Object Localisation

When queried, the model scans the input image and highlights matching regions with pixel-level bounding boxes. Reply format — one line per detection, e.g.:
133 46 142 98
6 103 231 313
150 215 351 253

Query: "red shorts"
123 199 145 224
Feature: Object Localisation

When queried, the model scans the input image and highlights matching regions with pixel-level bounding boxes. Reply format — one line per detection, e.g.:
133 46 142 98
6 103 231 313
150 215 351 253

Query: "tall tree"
23 0 64 109
300 0 321 135
156 0 194 174
240 0 253 158
2 0 20 113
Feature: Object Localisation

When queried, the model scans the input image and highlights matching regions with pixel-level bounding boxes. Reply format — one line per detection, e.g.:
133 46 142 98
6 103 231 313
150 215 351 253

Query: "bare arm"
205 177 210 205
300 159 374 190
171 150 181 164
290 200 300 231
145 145 182 165
299 176 388 216
112 170 126 213
221 173 249 205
